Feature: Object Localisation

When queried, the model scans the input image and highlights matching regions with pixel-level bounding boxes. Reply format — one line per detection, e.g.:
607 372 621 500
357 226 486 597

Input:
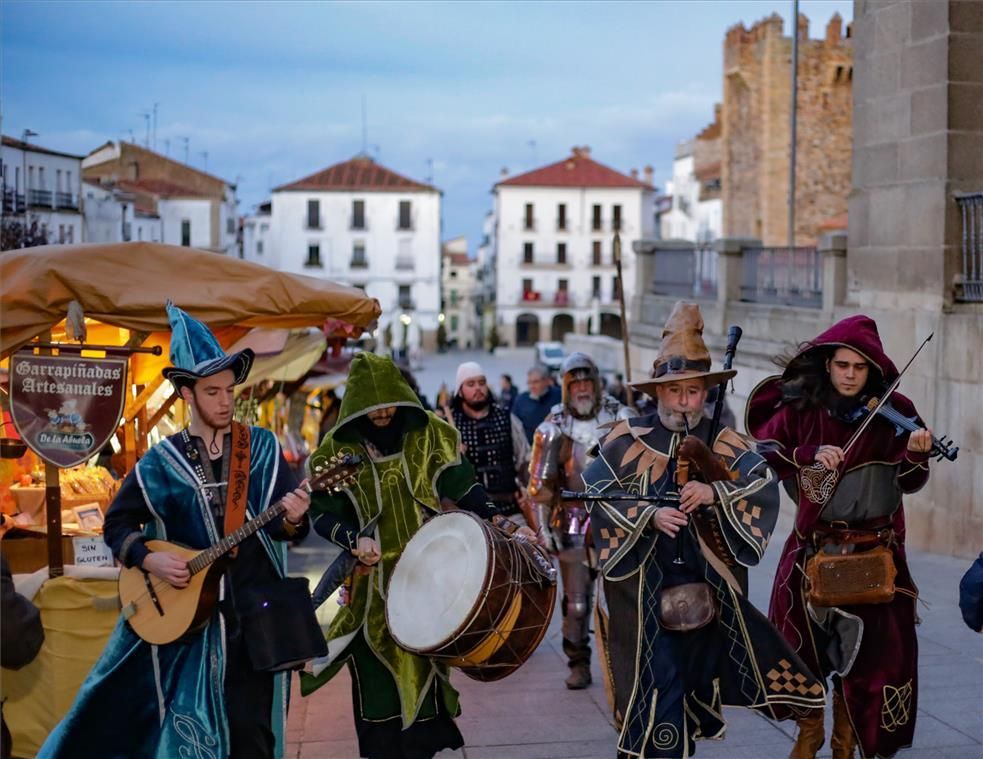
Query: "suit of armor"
528 353 635 689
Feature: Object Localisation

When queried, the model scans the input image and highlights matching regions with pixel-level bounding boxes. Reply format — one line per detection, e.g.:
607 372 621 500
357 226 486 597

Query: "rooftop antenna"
163 138 170 157
528 139 537 165
140 111 151 148
152 102 159 151
181 137 190 164
127 128 136 143
425 158 434 185
361 94 368 155
200 151 209 173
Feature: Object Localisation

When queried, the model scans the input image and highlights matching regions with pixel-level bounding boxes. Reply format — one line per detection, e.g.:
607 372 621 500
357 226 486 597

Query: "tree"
1 220 48 251
436 323 448 352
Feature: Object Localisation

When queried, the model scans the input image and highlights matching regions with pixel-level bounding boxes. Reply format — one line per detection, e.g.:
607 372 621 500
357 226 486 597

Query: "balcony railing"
520 255 571 268
520 291 582 307
651 246 718 299
556 217 568 231
395 256 414 270
350 216 367 230
55 192 77 210
522 218 536 231
741 246 821 308
640 235 844 314
350 257 369 269
955 192 983 302
2 189 25 213
398 297 416 310
29 189 52 207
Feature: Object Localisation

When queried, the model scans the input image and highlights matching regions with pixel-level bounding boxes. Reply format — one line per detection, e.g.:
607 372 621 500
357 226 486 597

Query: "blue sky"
1 0 851 251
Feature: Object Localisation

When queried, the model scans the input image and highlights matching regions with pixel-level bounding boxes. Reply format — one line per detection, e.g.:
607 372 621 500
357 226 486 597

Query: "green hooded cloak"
300 353 475 728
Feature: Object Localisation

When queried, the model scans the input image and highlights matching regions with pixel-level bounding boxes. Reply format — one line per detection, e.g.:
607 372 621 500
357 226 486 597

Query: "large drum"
385 511 556 682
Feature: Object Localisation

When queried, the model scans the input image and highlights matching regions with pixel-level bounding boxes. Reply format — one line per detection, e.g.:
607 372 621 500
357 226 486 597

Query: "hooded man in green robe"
301 353 532 759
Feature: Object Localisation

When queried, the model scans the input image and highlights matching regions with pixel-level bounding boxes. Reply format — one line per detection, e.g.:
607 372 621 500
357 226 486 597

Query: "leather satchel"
659 582 718 632
805 544 897 607
239 576 327 672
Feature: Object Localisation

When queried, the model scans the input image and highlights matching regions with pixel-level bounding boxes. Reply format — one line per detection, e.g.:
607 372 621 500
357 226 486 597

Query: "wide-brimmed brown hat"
630 301 736 394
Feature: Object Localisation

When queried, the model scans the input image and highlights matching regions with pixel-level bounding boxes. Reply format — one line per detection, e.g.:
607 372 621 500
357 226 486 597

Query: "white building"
82 181 162 244
474 210 497 349
270 155 441 351
493 147 656 346
241 201 272 264
441 237 479 349
82 141 238 255
1 135 83 247
659 140 722 244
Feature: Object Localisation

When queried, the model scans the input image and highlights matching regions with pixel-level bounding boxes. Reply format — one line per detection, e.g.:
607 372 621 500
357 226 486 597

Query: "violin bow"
799 332 934 505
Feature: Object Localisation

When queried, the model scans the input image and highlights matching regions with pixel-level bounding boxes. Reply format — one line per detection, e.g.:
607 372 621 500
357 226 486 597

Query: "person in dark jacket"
512 365 562 442
959 552 983 633
499 374 517 411
1 550 45 759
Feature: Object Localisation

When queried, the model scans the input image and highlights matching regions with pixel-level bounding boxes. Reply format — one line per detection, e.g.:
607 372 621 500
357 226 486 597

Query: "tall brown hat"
629 301 736 394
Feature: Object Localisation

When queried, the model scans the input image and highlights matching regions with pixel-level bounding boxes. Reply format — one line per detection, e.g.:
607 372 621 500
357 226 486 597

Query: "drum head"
387 512 489 652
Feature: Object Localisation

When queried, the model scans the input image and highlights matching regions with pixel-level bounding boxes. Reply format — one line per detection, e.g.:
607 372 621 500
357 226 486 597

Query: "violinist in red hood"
746 315 934 759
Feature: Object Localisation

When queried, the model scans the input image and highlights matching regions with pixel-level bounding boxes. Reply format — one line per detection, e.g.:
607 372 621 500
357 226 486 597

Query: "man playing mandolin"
39 303 312 759
747 314 935 759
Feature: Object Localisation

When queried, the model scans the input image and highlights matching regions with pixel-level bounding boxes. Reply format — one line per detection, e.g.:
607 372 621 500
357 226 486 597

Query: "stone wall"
847 0 983 559
722 13 853 245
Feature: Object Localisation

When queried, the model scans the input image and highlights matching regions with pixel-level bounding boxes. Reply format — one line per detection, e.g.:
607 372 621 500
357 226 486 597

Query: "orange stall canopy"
0 242 381 358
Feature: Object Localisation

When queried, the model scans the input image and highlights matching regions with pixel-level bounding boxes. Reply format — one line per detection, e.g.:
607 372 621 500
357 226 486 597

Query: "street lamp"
20 130 38 245
437 313 445 323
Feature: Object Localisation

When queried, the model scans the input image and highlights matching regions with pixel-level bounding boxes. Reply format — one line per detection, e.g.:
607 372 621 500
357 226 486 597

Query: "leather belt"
813 519 894 549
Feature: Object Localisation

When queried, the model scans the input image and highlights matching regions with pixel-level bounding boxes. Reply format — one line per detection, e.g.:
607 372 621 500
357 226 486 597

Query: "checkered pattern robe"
583 415 825 758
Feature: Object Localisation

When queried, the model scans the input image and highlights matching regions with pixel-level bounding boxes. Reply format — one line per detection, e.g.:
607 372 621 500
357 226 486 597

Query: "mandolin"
118 454 360 645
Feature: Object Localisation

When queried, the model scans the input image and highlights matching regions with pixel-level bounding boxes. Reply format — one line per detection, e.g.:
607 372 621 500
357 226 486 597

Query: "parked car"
535 341 566 372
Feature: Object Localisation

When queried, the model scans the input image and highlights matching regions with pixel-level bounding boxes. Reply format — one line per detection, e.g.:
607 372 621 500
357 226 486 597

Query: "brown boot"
831 690 857 759
788 709 825 759
565 661 592 689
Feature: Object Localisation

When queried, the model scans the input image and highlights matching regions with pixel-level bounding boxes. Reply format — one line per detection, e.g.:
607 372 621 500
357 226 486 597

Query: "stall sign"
72 536 115 567
9 352 128 468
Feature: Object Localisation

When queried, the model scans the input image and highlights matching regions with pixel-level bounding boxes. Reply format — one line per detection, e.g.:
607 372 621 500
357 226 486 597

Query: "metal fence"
956 192 983 302
651 246 718 299
741 246 821 308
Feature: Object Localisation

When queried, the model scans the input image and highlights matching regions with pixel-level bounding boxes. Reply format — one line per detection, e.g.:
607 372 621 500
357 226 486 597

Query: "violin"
850 396 959 462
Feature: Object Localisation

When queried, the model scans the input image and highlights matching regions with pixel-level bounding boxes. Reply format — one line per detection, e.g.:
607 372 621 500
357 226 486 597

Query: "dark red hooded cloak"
746 315 930 758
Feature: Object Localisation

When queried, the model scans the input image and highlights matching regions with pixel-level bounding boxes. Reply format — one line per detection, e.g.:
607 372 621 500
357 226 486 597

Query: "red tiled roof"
817 213 848 231
497 150 654 190
445 252 471 266
275 155 436 193
2 135 84 160
117 178 209 198
694 161 722 181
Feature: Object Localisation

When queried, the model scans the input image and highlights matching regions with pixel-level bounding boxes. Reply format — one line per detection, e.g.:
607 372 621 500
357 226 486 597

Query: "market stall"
0 241 380 757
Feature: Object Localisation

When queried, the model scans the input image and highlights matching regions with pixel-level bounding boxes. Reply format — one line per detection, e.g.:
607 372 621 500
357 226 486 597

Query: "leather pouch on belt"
658 582 718 632
805 544 897 607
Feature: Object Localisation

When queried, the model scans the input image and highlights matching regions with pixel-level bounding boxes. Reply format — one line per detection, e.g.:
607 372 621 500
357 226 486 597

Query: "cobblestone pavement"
285 350 982 759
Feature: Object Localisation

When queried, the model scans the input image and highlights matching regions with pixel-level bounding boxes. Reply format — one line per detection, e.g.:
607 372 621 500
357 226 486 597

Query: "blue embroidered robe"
38 427 291 759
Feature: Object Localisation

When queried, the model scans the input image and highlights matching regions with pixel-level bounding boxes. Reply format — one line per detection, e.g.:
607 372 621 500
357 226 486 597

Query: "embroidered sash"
225 422 251 556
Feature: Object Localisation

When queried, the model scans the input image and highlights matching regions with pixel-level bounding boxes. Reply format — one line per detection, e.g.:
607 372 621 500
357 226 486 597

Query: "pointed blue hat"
161 301 254 386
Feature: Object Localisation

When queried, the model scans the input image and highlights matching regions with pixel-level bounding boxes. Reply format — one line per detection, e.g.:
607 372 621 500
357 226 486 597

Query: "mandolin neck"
187 498 292 575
